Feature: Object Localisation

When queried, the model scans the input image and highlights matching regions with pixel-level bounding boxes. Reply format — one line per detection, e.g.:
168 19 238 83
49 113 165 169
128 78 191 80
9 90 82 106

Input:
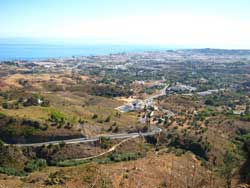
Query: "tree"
245 104 250 115
105 115 111 122
220 151 237 188
92 114 98 119
59 141 66 148
205 98 214 106
2 102 10 109
0 139 4 146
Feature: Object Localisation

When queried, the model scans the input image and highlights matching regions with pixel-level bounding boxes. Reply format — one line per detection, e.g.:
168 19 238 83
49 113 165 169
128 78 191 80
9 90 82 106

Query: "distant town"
1 48 250 187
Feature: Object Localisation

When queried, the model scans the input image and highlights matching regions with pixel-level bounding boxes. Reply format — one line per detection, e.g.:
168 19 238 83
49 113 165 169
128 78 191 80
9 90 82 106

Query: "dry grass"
3 73 77 90
44 92 140 132
0 106 49 122
0 152 225 188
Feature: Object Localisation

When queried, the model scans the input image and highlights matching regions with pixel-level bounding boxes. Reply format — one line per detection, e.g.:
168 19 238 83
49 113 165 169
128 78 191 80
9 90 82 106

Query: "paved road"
144 84 169 104
5 85 167 148
73 135 139 161
6 127 162 147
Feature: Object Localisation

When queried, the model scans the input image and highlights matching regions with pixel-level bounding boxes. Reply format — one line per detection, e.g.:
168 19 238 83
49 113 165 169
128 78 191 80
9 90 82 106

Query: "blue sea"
0 38 176 61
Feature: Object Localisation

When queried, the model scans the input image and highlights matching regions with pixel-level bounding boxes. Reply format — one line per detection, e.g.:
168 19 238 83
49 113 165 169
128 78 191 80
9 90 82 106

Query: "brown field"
0 151 225 188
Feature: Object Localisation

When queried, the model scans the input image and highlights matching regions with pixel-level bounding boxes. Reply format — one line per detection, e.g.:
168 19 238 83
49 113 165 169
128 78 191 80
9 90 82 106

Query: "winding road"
6 127 162 147
5 85 166 148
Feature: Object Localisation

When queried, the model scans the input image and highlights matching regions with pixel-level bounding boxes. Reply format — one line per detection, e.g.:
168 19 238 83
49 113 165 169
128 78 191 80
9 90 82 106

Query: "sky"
1 0 250 48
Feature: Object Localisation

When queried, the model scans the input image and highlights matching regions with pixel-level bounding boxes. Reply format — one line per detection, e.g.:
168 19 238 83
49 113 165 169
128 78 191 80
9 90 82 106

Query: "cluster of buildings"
116 99 147 113
167 83 197 93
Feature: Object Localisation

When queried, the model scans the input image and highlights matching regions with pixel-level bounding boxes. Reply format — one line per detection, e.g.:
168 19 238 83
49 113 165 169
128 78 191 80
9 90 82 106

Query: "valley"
0 49 250 188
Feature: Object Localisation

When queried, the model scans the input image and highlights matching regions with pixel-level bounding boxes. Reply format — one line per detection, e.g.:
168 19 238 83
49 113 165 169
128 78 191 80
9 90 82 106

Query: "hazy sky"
1 0 250 48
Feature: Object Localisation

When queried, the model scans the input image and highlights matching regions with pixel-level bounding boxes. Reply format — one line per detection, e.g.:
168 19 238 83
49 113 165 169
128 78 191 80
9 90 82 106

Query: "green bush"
108 152 140 162
0 139 5 146
0 112 6 118
240 114 250 122
59 141 66 148
49 110 66 125
167 134 211 160
1 101 18 109
99 137 113 149
236 133 250 154
0 125 37 138
56 159 90 167
56 152 141 167
24 159 47 173
0 166 26 176
219 151 237 188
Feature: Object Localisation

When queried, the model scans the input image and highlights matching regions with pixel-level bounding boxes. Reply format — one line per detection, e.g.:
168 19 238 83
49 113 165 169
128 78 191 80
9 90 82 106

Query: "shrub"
90 84 133 97
92 114 98 119
112 126 119 133
240 114 250 122
108 152 140 162
167 133 210 160
24 159 47 173
59 141 66 148
0 166 26 176
45 171 70 185
41 99 50 107
56 159 90 167
99 137 112 149
56 152 142 167
97 119 104 123
0 139 5 146
49 110 66 125
105 115 111 122
219 151 237 188
96 152 142 164
205 99 214 106
0 112 6 118
0 125 37 138
2 102 15 109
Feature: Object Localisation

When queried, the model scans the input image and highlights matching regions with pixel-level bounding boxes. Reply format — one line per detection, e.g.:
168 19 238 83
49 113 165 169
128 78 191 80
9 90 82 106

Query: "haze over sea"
0 38 177 61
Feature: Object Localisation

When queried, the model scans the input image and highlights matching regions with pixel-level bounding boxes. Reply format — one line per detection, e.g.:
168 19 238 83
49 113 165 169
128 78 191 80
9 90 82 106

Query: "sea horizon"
1 38 250 61
0 38 180 61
